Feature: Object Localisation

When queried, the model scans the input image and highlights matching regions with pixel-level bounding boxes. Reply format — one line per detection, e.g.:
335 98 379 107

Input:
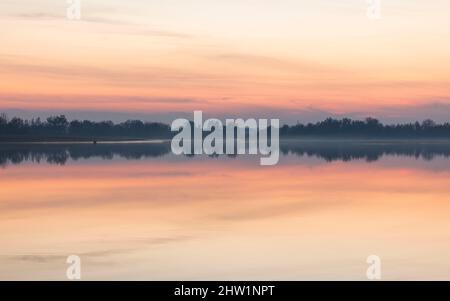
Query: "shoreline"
2 137 450 144
0 139 170 144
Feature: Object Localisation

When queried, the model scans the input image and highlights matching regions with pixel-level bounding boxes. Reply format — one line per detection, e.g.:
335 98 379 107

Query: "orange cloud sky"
1 0 449 122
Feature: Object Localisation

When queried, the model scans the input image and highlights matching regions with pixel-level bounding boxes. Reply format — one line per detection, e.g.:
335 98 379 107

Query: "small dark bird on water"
93 140 97 144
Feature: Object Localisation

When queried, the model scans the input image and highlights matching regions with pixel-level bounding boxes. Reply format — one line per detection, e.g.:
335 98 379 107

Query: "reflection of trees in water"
0 143 171 167
1 141 450 167
281 142 450 162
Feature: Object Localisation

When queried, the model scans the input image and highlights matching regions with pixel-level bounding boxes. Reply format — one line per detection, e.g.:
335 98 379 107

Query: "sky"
1 0 450 124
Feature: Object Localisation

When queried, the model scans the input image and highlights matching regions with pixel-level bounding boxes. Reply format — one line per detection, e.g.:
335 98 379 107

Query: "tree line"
280 117 450 138
1 113 450 139
0 113 171 140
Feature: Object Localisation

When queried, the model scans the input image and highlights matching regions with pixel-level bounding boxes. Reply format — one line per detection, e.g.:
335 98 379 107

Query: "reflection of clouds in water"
2 145 450 280
374 156 450 173
2 143 450 215
215 199 349 222
9 254 66 263
5 235 192 264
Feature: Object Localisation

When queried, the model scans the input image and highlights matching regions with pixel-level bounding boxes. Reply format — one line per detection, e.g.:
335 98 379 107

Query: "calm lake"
1 141 450 280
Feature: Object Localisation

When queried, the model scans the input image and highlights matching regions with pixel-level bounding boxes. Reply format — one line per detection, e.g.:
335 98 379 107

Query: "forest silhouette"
1 113 450 141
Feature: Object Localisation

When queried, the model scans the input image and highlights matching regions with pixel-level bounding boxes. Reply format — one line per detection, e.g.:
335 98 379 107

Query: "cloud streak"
10 12 192 38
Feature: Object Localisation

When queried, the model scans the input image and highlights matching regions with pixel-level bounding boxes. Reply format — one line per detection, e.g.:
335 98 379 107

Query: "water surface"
1 141 450 280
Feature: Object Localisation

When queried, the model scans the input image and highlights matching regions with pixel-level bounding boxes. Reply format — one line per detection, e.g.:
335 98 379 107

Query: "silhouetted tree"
0 113 8 133
46 115 69 134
